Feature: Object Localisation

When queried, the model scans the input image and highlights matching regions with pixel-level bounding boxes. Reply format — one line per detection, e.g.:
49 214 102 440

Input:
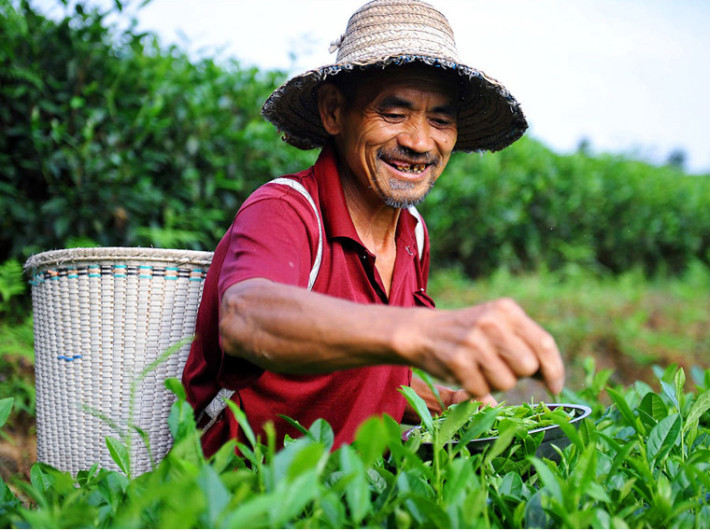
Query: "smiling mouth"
390 162 428 174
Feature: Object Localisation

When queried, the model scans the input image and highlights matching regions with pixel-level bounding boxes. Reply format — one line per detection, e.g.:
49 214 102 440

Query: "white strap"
268 178 324 290
407 205 425 260
199 178 323 432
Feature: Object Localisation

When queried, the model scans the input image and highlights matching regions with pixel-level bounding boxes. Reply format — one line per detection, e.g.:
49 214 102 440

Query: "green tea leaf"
412 367 445 411
29 463 53 494
399 385 434 432
661 380 680 411
454 405 500 452
0 397 13 428
106 436 131 476
164 377 187 401
339 444 371 525
354 416 389 467
226 400 256 448
196 464 230 527
437 400 477 449
638 391 668 430
277 414 310 436
529 457 563 502
647 413 681 465
270 469 319 527
674 367 686 404
308 418 334 450
607 386 646 435
684 389 710 433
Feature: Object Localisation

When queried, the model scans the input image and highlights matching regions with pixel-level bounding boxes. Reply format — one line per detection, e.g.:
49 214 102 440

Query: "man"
182 0 564 457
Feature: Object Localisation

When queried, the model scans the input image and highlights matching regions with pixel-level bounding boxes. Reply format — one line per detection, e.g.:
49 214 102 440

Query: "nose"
398 115 435 154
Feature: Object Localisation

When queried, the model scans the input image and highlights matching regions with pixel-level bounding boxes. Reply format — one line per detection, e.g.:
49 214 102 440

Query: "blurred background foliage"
2 0 709 279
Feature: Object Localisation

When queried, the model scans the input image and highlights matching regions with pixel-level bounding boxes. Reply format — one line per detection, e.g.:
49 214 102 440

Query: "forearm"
219 278 420 373
220 279 565 399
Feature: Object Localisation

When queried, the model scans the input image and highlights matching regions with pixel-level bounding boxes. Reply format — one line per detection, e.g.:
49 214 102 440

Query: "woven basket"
24 247 213 476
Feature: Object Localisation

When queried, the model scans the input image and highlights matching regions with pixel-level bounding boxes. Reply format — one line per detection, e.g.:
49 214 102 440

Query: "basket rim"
24 247 214 272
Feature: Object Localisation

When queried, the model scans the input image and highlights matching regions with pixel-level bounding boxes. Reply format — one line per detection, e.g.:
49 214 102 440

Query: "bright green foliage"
1 364 709 528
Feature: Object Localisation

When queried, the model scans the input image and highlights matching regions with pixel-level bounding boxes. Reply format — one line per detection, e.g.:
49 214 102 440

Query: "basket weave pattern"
25 248 213 476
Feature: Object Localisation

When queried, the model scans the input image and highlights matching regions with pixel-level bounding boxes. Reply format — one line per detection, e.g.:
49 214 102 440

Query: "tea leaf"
277 414 310 436
339 444 371 525
437 400 477 449
647 413 681 465
412 367 445 412
399 385 434 432
196 464 230 527
164 377 187 401
661 380 680 412
529 457 563 502
354 416 389 467
0 397 12 428
226 400 256 448
607 386 646 435
638 391 668 429
684 389 710 433
106 436 131 476
454 405 500 452
308 418 334 450
674 367 686 405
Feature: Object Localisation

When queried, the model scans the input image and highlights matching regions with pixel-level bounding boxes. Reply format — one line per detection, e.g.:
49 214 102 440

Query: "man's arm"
219 278 564 400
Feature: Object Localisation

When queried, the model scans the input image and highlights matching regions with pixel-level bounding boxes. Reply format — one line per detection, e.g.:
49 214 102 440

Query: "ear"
317 83 346 136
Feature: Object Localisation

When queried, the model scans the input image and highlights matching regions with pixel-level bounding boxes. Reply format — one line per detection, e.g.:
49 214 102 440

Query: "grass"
428 262 710 390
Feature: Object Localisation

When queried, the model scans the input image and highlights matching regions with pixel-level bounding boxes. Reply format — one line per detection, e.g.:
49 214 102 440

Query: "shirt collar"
313 142 421 253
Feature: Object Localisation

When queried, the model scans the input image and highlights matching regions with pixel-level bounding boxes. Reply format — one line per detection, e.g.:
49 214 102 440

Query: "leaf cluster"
1 363 709 528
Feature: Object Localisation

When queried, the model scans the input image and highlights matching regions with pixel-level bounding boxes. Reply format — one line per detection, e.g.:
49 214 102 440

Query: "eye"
430 116 456 128
381 112 405 121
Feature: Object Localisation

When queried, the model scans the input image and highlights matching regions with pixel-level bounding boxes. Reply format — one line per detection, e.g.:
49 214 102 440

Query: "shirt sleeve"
214 184 321 390
218 186 320 299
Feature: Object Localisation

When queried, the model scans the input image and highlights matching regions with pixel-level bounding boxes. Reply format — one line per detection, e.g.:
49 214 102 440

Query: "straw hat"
261 0 528 153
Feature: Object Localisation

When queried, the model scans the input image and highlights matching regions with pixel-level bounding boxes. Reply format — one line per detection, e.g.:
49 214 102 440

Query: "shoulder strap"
268 178 324 290
198 178 323 432
407 205 425 260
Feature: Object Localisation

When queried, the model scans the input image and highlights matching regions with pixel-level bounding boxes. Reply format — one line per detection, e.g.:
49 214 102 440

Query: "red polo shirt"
182 143 435 456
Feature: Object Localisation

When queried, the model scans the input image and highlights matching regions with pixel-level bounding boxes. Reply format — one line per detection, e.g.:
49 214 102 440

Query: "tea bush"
1 362 709 528
420 137 710 278
0 0 314 263
2 0 710 279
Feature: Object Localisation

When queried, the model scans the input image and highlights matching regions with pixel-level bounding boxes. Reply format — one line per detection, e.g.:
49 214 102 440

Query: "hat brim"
261 55 528 153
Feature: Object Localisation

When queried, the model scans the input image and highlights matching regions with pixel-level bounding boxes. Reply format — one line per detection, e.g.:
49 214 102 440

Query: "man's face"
330 65 459 209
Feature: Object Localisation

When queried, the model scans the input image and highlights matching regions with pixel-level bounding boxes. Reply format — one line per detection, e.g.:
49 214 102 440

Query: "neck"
339 165 401 255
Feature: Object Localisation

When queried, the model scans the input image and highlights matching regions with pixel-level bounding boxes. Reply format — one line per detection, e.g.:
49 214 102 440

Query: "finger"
448 354 492 399
474 308 540 377
466 326 521 392
511 313 565 395
476 393 497 407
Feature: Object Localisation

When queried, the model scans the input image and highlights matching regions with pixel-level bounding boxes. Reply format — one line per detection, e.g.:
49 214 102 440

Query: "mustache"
377 146 439 167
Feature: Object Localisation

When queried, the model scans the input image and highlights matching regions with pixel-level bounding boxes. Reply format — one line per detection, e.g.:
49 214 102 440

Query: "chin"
381 180 434 208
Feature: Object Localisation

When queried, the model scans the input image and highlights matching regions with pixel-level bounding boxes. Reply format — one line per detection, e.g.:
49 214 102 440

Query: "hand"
403 298 564 399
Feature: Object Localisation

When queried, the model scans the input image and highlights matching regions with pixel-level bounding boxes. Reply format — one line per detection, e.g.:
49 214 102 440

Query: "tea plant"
1 362 709 528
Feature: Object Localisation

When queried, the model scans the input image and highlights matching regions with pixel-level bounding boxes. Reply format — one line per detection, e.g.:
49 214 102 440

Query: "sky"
37 0 710 174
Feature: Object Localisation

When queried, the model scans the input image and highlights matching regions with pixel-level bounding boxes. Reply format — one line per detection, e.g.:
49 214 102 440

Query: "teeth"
394 163 427 174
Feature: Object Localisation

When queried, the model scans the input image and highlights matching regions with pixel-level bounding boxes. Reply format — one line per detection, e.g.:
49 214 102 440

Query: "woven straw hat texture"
261 0 527 153
25 247 213 476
